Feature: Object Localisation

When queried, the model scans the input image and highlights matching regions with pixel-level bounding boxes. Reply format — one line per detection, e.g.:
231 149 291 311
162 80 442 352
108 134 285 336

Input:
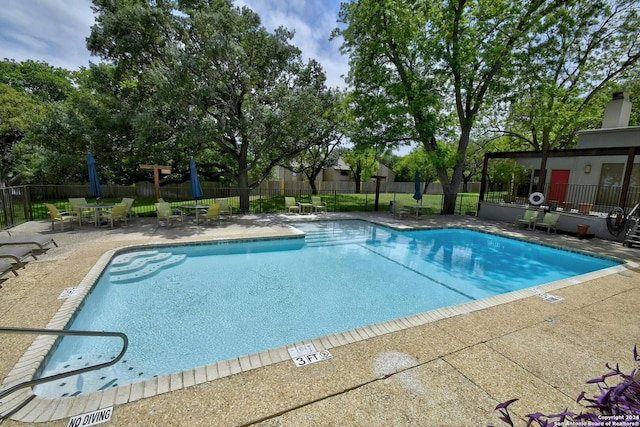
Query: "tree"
0 59 74 103
0 85 43 185
281 85 346 194
394 149 438 193
341 146 379 193
335 0 639 214
0 60 77 185
86 0 326 211
499 0 640 155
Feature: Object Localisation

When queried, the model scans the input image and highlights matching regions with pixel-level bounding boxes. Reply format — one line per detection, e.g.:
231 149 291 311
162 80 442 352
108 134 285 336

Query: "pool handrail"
0 326 128 420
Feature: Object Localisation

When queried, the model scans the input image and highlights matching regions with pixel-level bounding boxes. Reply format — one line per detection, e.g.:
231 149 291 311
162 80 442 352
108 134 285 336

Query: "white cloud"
0 0 349 87
0 0 98 70
236 0 348 88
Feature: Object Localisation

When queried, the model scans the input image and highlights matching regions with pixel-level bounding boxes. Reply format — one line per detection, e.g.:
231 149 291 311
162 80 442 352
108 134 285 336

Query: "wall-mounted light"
584 164 592 174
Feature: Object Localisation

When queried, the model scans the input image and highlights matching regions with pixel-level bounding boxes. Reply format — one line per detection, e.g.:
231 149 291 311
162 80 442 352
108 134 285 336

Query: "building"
478 92 640 241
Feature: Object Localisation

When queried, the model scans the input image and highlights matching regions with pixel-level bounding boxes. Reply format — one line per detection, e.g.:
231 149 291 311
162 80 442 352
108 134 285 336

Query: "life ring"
528 192 545 206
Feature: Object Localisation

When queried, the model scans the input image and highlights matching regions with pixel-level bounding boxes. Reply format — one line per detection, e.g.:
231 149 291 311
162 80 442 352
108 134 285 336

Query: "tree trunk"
440 125 472 214
307 171 319 194
237 143 250 211
237 170 250 212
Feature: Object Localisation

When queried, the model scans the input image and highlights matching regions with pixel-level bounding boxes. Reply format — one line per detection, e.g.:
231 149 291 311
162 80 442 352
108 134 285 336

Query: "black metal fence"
0 184 481 229
483 183 640 215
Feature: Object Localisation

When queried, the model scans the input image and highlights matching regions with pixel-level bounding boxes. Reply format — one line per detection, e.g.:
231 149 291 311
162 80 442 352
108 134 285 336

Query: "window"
595 163 640 206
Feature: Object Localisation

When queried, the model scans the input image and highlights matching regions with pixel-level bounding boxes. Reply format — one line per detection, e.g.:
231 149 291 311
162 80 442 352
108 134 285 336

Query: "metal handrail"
0 326 128 406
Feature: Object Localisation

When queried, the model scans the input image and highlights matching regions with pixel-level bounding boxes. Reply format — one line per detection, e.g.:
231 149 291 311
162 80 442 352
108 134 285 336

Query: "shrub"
491 345 640 426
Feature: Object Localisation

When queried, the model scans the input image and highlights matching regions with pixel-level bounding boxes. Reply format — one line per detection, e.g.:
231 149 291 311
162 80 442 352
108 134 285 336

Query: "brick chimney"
601 91 631 128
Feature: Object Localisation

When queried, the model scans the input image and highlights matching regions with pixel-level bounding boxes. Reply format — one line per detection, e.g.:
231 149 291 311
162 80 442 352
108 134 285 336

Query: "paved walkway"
0 213 638 426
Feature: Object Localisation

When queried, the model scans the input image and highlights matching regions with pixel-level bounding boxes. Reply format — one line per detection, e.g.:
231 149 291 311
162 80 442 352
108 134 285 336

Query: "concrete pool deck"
0 212 638 426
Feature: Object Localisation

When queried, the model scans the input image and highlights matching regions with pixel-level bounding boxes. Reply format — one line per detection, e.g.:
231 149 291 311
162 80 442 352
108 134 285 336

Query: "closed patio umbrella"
413 170 422 205
87 152 102 200
190 157 203 200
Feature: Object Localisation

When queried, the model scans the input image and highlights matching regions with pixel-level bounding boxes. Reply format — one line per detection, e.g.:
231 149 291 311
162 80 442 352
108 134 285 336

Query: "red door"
548 169 570 203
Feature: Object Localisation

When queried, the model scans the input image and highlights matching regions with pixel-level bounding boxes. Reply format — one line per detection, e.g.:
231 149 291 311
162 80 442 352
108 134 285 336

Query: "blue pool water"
35 221 620 397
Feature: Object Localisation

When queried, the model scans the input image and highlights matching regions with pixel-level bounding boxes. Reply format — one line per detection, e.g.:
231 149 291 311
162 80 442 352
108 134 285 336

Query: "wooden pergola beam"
139 164 172 201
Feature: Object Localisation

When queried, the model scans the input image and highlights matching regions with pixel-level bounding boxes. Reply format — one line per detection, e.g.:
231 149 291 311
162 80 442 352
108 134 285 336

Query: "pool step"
34 354 145 398
111 250 161 266
303 230 368 247
110 252 173 274
109 251 187 283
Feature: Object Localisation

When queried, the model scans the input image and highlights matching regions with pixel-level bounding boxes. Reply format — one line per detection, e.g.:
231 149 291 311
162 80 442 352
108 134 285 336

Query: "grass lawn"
28 192 481 220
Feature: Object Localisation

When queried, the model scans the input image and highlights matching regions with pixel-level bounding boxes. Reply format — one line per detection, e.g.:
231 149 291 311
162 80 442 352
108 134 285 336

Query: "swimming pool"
34 220 621 397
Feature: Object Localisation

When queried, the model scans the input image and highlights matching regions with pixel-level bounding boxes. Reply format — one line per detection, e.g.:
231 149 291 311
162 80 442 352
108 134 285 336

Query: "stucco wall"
477 202 624 242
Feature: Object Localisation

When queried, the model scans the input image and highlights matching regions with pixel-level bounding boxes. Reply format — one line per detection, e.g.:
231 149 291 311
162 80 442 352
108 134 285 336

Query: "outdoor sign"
67 406 113 427
288 343 333 367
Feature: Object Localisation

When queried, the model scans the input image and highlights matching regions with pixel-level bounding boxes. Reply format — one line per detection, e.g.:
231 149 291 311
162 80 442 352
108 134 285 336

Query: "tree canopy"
335 0 640 213
83 0 335 210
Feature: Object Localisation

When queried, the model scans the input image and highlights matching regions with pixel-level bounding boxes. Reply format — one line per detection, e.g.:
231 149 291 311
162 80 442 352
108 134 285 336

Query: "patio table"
180 204 210 224
76 203 115 227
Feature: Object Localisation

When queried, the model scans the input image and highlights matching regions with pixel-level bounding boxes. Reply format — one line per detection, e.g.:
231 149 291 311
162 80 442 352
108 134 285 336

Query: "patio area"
0 212 638 426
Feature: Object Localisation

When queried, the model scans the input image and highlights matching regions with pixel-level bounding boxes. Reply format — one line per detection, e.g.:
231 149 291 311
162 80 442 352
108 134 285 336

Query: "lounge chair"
156 202 183 227
535 212 560 233
0 245 37 269
0 260 18 282
515 209 538 229
68 198 90 225
44 203 76 231
0 233 57 254
285 197 300 214
204 204 221 225
215 198 233 218
101 203 128 228
121 198 135 218
311 196 326 214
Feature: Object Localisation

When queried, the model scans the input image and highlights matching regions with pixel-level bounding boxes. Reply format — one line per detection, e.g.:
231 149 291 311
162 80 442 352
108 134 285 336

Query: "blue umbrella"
87 152 102 199
413 170 422 204
189 157 203 200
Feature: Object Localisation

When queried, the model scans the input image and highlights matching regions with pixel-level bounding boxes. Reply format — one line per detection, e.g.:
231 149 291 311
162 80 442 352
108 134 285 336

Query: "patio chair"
285 197 300 214
393 200 411 217
215 198 233 218
156 202 183 227
68 198 90 226
0 233 58 254
515 209 538 229
101 203 128 228
311 196 326 214
121 197 135 218
535 212 560 233
204 204 221 225
44 203 76 231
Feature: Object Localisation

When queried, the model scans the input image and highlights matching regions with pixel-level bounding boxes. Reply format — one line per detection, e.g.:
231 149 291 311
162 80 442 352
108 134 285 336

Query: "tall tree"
0 60 76 185
87 0 324 211
0 85 43 185
335 0 636 214
501 0 640 154
281 85 346 194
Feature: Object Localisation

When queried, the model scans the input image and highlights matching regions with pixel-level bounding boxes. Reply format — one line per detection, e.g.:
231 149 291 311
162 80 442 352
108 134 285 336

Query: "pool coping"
1 223 636 422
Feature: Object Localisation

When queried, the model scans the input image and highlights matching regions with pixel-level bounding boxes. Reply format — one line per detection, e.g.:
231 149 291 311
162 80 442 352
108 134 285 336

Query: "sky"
0 0 350 89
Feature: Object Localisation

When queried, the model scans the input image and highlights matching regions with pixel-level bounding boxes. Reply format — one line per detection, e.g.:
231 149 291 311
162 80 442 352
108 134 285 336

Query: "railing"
482 183 640 215
1 184 481 225
0 327 128 419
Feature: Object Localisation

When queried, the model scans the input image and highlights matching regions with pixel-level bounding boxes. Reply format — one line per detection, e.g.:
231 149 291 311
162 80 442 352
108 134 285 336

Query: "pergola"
478 146 639 212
